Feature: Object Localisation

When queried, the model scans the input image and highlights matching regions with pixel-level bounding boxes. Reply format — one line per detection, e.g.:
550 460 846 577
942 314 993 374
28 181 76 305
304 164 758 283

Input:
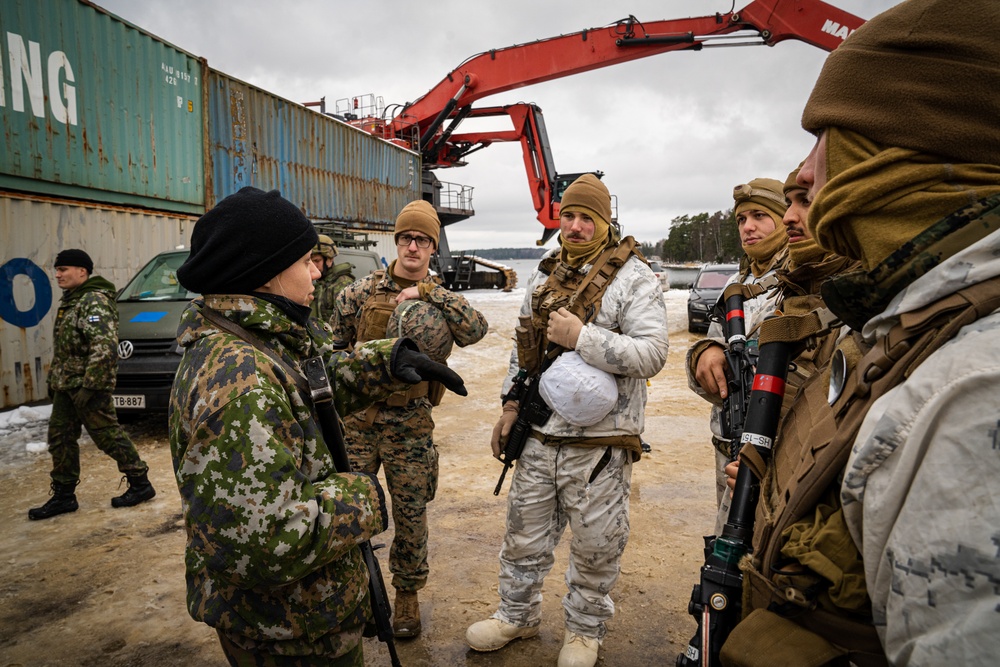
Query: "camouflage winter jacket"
48 275 120 392
168 294 409 650
311 262 355 324
331 263 488 349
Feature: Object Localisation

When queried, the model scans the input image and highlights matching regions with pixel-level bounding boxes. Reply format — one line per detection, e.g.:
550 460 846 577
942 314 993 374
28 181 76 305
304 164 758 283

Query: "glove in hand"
491 401 520 459
547 307 584 349
73 388 95 411
392 342 467 396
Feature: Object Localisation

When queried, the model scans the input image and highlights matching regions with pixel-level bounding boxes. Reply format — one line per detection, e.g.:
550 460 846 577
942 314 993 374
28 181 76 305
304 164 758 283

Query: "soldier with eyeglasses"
331 200 488 638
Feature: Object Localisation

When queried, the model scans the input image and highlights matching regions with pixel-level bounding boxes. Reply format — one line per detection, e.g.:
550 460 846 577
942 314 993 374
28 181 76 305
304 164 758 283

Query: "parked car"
686 263 739 334
113 250 194 414
648 260 670 291
114 245 381 415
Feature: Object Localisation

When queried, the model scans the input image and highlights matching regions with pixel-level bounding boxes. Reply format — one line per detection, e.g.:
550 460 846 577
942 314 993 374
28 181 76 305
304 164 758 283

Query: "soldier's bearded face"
783 189 812 244
258 251 321 306
560 210 595 244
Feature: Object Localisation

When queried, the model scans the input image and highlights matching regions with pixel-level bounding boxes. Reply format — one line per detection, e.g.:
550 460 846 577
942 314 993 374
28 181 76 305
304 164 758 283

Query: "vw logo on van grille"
118 340 135 360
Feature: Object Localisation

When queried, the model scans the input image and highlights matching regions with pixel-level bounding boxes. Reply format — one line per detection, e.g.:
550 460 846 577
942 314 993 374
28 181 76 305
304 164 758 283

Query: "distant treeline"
453 247 547 260
639 209 743 264
459 210 743 264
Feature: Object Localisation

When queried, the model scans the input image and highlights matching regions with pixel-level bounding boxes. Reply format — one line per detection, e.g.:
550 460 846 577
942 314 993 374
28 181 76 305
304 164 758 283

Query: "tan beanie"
783 163 804 196
394 200 440 247
802 0 1000 166
560 174 612 232
732 178 788 223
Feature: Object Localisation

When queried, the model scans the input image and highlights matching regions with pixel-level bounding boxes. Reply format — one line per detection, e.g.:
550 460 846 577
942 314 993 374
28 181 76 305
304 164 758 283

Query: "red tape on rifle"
726 309 745 321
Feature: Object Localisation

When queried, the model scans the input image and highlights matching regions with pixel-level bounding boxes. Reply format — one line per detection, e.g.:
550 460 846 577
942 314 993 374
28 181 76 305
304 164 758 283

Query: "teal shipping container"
207 70 420 230
0 0 204 213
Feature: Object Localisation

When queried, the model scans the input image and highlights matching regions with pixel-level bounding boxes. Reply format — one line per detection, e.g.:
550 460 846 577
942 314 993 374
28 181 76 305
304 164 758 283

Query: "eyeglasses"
396 234 433 249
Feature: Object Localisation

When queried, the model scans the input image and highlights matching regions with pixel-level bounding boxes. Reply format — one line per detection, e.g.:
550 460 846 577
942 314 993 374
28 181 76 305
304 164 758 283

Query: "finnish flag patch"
87 315 101 323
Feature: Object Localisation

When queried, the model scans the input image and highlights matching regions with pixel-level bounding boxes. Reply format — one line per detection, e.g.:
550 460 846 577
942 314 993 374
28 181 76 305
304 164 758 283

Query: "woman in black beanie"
169 187 466 664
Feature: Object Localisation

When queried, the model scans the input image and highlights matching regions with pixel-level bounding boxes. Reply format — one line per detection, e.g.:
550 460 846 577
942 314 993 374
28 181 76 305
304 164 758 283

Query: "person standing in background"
332 199 488 638
29 249 155 520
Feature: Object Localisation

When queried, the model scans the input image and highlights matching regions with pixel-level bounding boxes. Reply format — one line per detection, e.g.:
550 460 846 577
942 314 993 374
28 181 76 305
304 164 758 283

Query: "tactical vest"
732 275 1000 666
355 270 442 409
515 237 643 376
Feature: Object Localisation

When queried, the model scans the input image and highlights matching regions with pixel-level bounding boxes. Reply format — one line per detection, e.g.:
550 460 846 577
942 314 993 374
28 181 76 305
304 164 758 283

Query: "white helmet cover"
538 351 618 427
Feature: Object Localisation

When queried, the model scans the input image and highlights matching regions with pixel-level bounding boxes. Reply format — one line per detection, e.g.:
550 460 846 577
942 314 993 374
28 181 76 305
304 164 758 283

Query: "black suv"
686 263 739 333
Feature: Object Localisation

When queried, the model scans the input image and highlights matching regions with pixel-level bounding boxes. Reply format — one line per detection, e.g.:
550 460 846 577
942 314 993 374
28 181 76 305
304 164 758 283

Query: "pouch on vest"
356 295 397 344
720 609 846 667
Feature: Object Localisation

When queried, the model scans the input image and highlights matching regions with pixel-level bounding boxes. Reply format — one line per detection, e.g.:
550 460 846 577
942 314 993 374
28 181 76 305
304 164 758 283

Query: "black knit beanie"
54 249 94 274
178 187 318 294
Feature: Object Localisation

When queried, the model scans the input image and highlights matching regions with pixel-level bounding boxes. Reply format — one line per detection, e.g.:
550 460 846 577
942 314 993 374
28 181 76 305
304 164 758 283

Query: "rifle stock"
677 339 792 667
303 357 402 667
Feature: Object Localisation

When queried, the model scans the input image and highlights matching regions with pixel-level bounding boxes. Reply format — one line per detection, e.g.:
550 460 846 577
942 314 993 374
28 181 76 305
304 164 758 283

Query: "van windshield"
695 269 736 289
118 252 198 302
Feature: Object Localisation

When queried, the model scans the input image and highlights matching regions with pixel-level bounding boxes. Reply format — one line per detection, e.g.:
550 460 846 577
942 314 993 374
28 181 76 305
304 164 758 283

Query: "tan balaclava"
802 0 1000 272
733 178 788 278
559 174 613 268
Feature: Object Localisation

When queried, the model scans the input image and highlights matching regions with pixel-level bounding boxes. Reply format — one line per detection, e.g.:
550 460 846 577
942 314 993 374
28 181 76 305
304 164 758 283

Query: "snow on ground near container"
0 404 61 468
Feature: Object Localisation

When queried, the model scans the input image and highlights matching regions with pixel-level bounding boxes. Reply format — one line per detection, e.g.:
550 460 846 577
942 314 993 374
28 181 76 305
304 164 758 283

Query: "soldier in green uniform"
310 233 355 322
332 200 489 638
28 249 155 521
169 187 467 666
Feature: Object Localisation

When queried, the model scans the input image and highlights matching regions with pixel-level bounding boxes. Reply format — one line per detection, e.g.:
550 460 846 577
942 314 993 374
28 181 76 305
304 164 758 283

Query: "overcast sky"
95 0 899 251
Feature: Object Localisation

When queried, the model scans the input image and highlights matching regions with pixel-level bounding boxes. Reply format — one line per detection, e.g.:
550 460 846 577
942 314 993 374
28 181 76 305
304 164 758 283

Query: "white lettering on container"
1 32 78 125
8 33 44 117
48 51 76 125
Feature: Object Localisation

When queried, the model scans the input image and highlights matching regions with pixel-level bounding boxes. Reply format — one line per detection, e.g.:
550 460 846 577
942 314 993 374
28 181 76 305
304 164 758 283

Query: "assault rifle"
718 288 758 462
493 347 559 496
303 357 402 667
677 337 793 667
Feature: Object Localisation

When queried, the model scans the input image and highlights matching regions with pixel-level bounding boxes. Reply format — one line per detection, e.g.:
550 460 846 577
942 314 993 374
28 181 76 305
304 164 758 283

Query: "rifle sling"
201 306 313 401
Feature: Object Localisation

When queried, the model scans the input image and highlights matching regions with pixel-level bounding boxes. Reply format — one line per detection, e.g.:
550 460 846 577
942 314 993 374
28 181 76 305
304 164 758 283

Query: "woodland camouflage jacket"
48 275 120 392
168 294 407 649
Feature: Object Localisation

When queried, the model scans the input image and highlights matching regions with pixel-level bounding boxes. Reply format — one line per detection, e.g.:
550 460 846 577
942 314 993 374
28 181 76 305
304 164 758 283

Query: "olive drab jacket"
311 262 355 323
48 275 120 392
168 294 409 652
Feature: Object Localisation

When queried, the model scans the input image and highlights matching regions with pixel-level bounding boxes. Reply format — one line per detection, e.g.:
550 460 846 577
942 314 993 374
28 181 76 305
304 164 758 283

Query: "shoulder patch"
87 315 101 323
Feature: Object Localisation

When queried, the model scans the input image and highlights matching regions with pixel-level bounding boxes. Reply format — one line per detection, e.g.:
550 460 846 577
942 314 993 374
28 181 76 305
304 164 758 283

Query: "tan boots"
393 590 421 638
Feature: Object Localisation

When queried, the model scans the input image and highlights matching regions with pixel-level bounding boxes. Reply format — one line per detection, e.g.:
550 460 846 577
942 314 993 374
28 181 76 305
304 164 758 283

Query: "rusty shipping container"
0 193 195 408
1 0 424 410
0 0 205 212
206 69 421 230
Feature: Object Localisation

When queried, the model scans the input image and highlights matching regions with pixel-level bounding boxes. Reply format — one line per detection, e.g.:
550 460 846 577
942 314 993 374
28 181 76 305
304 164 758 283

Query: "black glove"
72 387 95 411
390 339 467 397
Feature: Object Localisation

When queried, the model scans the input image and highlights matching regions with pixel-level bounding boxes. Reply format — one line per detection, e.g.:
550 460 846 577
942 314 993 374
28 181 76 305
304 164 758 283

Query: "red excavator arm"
348 0 864 238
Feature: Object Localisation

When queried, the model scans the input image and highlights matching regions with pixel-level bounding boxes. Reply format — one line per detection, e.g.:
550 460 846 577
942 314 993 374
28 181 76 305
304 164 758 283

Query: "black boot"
28 482 79 520
111 472 156 508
